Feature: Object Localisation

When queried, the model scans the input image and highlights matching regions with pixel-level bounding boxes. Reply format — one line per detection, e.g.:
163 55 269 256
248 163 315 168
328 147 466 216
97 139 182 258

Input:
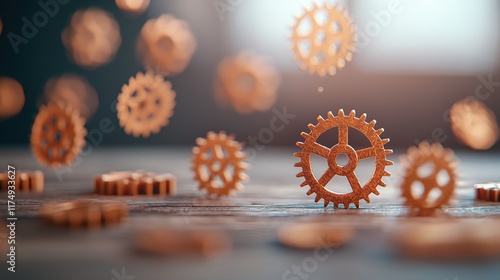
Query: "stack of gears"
474 183 500 202
94 171 176 196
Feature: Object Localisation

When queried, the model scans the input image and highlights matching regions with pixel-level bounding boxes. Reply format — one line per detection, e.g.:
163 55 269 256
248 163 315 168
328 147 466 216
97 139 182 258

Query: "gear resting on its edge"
31 103 87 168
117 71 176 138
294 109 393 209
290 3 356 77
400 142 458 216
192 131 249 197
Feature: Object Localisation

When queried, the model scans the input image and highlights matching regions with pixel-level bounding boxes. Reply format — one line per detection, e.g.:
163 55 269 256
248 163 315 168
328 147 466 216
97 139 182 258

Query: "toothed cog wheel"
192 131 249 197
290 3 356 76
117 72 176 137
294 109 393 209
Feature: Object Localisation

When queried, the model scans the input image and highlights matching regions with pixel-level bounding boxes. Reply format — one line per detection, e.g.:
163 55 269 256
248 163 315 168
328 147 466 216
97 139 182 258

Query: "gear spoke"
357 147 376 160
338 125 348 145
309 142 330 158
346 171 362 193
318 169 335 186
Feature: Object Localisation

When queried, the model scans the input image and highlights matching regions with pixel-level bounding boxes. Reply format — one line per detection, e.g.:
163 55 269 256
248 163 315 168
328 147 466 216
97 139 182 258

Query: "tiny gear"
400 142 458 216
192 131 249 197
117 71 176 137
215 51 281 114
94 171 176 196
39 200 127 228
294 109 393 209
290 3 356 77
31 103 87 168
474 182 500 202
0 170 44 193
137 14 197 75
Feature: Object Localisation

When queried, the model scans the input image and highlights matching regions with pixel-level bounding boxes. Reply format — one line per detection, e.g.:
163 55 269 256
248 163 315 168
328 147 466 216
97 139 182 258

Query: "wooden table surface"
0 147 499 280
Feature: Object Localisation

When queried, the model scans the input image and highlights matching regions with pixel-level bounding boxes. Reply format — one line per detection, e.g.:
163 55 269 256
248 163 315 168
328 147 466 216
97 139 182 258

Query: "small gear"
62 8 121 68
290 3 356 77
39 200 127 228
0 77 25 120
474 182 500 202
31 103 87 168
117 72 176 137
294 109 393 209
400 142 458 216
192 131 249 197
0 170 44 193
450 99 499 150
137 14 197 75
94 171 176 196
215 51 281 114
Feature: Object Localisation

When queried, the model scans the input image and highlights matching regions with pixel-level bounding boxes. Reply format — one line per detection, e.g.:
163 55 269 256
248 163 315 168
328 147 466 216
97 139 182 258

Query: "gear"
450 99 499 150
474 182 500 202
31 103 87 168
192 131 249 197
215 51 281 114
115 0 150 14
0 77 25 120
290 3 356 77
94 171 176 196
137 14 197 75
62 8 121 68
117 72 176 137
39 200 127 228
400 142 458 216
294 109 393 209
0 170 44 193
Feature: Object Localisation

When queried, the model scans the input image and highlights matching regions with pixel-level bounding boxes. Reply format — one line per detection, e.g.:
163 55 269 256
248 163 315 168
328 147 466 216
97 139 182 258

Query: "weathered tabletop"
0 147 499 280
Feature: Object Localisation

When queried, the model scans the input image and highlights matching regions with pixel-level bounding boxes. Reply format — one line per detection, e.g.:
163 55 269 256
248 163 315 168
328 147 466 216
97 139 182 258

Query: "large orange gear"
294 109 393 209
290 3 356 77
215 51 281 114
192 131 249 197
400 142 458 216
117 72 176 137
31 103 87 168
137 14 197 75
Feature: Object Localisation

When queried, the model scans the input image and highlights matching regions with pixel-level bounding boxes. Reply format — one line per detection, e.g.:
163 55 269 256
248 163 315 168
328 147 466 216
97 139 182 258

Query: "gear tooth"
317 115 325 123
376 128 384 135
196 138 206 146
363 196 371 203
294 152 304 158
385 160 394 166
307 123 316 131
369 120 377 127
235 183 244 191
300 181 308 187
296 172 305 178
381 139 390 145
300 132 311 139
372 189 380 195
343 203 350 209
327 111 335 119
306 189 314 196
349 110 356 118
383 171 391 177
338 109 345 117
294 162 303 167
359 113 367 122
314 194 321 202
324 200 330 208
354 202 360 208
385 149 393 155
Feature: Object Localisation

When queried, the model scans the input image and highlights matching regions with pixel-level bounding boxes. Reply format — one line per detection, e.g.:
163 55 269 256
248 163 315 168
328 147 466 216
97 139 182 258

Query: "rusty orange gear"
94 171 176 196
62 8 121 68
450 99 499 150
290 3 356 77
192 131 249 197
137 14 197 75
39 200 127 228
31 103 87 168
215 51 281 114
0 170 44 193
117 72 176 137
400 142 458 216
474 182 500 202
294 109 393 209
0 77 25 120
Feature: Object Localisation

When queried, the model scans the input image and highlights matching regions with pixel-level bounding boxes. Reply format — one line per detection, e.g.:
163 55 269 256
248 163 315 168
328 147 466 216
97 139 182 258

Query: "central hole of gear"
237 74 256 93
335 153 349 167
158 36 174 52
